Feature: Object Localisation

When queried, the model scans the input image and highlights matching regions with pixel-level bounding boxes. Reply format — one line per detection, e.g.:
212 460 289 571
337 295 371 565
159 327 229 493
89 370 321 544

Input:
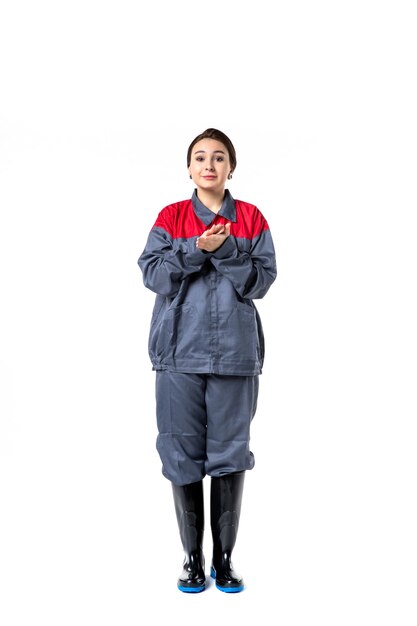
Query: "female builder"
138 128 277 593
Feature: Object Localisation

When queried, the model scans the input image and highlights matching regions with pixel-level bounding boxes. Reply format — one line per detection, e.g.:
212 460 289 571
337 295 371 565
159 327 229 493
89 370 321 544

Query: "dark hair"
187 128 237 172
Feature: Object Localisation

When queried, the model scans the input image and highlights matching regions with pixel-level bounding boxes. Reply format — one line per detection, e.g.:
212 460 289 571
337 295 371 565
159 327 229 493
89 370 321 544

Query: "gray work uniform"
138 190 276 485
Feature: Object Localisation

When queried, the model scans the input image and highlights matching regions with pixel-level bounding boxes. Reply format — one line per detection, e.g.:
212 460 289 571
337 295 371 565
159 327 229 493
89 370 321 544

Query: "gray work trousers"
155 371 259 486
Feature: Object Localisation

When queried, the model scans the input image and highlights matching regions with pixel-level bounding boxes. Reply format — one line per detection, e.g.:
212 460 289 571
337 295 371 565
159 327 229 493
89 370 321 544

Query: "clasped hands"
196 222 231 252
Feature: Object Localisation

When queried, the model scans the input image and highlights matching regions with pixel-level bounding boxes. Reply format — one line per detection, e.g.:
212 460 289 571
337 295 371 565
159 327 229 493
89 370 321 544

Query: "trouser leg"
155 371 207 486
205 375 258 477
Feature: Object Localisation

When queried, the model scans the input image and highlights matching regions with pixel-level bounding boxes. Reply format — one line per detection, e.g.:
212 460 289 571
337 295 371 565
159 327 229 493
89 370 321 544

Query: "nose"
205 160 215 171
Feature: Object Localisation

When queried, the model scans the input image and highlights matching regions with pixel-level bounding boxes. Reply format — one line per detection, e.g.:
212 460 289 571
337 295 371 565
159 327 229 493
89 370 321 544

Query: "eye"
215 156 224 161
196 156 204 161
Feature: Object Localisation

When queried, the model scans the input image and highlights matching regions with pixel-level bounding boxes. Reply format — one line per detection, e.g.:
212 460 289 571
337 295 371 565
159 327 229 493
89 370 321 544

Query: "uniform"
138 189 276 486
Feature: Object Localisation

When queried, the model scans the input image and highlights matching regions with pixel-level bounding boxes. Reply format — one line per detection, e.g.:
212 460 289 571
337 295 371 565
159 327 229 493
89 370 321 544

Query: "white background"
1 1 416 624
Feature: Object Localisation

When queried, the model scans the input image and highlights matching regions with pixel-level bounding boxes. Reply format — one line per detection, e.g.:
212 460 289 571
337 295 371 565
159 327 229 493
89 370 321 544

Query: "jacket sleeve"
138 225 208 298
210 221 277 300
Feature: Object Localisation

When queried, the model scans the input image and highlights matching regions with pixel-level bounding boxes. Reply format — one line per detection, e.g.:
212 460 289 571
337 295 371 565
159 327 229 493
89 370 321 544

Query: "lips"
203 176 216 179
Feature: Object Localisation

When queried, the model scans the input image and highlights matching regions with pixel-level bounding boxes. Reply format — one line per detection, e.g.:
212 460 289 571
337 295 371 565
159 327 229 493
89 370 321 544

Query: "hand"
196 222 231 252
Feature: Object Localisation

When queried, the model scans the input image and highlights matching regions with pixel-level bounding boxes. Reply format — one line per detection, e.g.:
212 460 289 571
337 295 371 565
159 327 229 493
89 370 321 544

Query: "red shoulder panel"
153 199 269 240
233 201 270 239
153 200 205 238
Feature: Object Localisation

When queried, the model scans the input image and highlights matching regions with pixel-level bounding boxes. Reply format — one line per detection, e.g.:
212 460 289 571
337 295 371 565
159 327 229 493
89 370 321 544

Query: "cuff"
212 236 236 259
185 237 213 264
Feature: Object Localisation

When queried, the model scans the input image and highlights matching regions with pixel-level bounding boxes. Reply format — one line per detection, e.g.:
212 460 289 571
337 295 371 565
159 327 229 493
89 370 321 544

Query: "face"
188 139 232 193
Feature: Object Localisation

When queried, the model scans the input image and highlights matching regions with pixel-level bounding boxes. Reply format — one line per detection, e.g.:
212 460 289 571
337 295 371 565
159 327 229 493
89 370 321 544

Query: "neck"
196 188 226 214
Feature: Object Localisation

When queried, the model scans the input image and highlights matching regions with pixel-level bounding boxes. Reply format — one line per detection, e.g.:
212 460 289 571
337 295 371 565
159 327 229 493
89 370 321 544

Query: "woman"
138 128 277 593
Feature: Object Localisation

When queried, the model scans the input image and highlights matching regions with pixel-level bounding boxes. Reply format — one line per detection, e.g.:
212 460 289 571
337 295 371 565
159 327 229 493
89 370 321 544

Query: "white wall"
1 1 416 624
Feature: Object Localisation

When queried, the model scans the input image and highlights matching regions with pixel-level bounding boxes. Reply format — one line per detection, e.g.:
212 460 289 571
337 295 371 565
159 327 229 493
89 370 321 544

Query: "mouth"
202 176 216 180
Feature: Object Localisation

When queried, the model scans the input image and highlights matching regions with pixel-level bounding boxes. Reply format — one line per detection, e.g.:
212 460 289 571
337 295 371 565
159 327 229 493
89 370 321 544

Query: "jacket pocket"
223 303 259 362
151 303 197 361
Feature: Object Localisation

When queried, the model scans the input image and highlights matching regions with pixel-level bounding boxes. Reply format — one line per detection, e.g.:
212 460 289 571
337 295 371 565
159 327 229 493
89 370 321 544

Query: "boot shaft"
210 471 246 592
210 471 245 554
172 480 204 555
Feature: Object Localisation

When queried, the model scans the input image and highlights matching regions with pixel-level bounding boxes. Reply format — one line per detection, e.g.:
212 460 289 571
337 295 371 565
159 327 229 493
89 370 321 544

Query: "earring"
189 174 192 179
228 173 233 180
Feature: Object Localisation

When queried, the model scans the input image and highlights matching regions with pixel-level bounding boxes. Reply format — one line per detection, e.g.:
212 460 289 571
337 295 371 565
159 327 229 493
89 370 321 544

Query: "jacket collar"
192 189 236 226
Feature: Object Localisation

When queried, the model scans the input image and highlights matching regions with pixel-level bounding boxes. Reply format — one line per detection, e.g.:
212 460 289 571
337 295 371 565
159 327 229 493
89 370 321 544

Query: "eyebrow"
194 149 226 154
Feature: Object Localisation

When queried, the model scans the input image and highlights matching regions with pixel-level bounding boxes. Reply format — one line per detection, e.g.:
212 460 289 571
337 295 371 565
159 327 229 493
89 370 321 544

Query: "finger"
207 224 222 235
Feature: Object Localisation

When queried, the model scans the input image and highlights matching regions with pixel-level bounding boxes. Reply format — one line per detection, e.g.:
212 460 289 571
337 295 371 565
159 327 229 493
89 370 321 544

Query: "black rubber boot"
210 471 245 593
172 480 206 593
